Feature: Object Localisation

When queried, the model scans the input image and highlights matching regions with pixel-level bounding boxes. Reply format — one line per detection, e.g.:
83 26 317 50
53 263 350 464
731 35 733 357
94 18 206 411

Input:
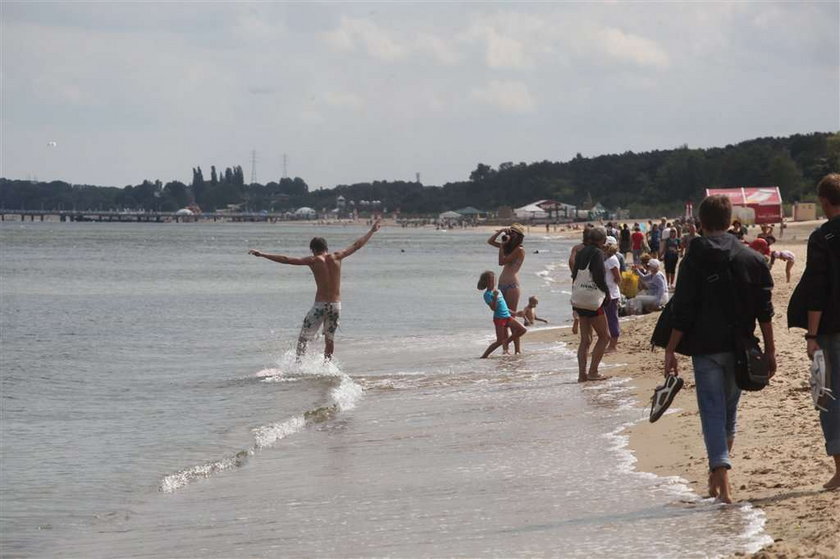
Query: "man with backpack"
662 195 776 503
788 173 840 490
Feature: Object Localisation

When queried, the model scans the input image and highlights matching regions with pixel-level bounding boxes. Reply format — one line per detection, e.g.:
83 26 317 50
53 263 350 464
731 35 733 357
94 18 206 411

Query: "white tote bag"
570 260 606 311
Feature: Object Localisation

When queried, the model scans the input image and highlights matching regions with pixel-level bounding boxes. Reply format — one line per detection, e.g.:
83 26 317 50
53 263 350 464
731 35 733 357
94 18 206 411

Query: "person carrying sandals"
788 173 840 491
662 195 777 503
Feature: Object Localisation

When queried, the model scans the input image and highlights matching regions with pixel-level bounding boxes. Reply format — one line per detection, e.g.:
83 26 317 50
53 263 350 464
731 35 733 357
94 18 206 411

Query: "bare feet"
586 374 609 381
708 473 717 498
709 467 732 504
578 375 588 383
823 473 840 490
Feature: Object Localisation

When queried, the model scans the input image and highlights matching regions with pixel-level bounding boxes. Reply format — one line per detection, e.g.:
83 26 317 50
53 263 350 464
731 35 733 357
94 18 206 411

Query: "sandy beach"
526 219 838 558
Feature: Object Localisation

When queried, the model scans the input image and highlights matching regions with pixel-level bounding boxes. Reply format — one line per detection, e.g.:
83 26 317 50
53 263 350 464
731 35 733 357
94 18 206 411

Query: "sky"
1 1 838 190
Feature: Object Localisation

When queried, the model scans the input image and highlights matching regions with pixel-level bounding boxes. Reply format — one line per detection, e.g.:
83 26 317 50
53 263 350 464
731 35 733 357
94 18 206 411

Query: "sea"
0 221 773 558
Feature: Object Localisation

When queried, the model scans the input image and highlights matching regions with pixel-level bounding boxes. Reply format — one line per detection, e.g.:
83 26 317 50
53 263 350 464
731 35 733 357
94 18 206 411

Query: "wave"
596 383 774 555
160 352 364 494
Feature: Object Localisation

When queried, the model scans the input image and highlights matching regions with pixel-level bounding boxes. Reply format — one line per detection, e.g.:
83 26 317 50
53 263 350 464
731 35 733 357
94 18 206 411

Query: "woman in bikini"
488 223 526 354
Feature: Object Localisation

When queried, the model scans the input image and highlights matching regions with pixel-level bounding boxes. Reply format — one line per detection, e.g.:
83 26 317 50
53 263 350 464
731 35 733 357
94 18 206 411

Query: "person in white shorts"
249 219 381 359
770 249 796 283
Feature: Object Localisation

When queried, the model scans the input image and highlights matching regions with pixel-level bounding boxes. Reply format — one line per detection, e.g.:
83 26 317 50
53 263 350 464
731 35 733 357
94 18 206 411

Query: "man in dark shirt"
663 195 776 503
788 173 840 490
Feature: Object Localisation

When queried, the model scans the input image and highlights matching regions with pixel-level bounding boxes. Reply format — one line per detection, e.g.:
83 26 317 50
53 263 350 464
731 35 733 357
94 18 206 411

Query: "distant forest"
2 132 838 218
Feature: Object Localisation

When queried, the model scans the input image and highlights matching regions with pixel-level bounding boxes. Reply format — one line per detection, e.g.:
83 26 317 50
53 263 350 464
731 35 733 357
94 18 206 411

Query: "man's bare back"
309 253 343 303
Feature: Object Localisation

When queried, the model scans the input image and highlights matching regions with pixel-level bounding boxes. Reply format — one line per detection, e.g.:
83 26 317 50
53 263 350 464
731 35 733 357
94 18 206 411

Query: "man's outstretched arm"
248 249 313 265
335 219 381 260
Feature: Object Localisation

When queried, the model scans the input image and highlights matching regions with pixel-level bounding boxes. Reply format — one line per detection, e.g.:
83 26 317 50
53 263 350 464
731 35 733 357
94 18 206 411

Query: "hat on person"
605 236 618 246
749 238 770 256
509 223 525 236
648 258 661 269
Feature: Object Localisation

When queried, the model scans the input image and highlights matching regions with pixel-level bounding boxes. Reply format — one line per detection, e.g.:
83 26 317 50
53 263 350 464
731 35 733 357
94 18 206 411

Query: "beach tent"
513 202 548 220
537 200 576 220
438 210 462 220
704 187 783 225
454 206 485 217
294 206 317 218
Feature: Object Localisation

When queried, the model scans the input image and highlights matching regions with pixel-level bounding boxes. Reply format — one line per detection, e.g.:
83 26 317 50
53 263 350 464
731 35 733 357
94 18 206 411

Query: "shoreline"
529 219 838 558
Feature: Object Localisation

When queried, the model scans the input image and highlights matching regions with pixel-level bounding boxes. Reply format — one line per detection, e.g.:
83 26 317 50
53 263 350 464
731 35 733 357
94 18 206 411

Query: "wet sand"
528 219 839 558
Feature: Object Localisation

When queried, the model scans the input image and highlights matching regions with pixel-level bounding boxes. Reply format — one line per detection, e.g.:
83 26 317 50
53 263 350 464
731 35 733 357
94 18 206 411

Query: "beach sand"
527 219 838 558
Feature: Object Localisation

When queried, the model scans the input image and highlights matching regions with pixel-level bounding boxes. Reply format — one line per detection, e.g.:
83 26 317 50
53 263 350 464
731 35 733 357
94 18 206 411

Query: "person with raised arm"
248 219 381 360
488 223 526 353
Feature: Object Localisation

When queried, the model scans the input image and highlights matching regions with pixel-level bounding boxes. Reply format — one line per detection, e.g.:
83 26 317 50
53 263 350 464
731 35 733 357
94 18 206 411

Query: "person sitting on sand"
248 219 381 360
516 296 549 327
664 195 776 503
769 249 796 283
787 173 840 491
728 219 747 240
477 270 527 358
633 259 669 312
571 226 610 382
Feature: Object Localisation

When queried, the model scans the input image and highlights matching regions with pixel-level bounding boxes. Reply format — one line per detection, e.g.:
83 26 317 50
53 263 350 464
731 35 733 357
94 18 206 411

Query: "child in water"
477 270 527 358
516 296 549 326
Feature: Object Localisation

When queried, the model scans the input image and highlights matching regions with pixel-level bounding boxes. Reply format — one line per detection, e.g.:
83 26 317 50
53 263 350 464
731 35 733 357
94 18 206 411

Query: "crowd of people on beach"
247 172 840 504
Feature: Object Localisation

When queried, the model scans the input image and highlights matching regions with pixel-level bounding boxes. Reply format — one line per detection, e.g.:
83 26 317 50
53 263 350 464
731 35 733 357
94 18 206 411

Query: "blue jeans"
692 352 741 471
817 333 840 456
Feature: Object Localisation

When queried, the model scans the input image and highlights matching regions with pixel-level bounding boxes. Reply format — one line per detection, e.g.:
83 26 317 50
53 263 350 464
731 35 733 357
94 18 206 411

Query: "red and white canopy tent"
704 187 783 225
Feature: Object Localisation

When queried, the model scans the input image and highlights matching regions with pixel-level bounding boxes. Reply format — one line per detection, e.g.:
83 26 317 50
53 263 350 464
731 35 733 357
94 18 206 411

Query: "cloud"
321 16 406 61
414 33 460 66
597 27 670 68
470 80 536 113
323 91 364 111
461 13 547 70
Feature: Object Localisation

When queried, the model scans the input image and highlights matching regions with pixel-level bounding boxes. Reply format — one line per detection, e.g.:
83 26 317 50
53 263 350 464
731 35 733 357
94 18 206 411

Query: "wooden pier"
0 210 290 223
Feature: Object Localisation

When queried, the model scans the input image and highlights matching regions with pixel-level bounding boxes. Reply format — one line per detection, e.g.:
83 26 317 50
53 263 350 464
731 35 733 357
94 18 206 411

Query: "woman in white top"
603 237 622 351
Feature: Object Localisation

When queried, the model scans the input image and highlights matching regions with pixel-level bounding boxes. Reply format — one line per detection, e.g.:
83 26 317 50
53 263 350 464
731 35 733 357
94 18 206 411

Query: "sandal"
650 374 684 423
811 350 836 412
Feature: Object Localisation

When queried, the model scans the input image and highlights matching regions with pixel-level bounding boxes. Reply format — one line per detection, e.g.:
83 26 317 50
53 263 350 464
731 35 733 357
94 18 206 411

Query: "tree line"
2 132 837 217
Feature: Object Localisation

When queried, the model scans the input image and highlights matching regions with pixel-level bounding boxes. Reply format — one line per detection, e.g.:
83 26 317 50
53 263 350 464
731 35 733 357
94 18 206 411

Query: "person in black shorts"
663 229 681 289
571 226 610 382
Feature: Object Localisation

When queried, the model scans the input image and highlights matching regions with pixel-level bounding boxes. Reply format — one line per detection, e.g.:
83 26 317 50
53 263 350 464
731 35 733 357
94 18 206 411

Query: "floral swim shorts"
299 302 341 342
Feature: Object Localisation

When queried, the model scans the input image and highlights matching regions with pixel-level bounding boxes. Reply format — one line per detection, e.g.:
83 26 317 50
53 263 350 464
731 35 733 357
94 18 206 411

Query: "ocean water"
0 222 771 557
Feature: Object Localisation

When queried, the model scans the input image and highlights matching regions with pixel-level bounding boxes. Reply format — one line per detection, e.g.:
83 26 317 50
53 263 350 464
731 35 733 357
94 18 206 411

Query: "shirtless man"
248 219 381 359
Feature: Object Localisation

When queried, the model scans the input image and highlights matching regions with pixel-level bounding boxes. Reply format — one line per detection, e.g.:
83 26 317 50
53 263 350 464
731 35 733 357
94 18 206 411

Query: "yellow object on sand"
620 271 639 298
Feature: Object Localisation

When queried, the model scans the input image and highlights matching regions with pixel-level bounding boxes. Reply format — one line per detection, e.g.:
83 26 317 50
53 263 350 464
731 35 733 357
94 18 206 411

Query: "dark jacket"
572 244 609 295
670 233 774 355
788 216 840 334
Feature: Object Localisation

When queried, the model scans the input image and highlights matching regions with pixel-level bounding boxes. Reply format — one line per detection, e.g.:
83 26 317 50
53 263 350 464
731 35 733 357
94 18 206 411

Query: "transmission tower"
250 150 258 185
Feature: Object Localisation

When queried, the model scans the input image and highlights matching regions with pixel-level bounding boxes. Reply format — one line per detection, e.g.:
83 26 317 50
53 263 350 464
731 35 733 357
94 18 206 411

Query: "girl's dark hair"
503 230 524 255
477 270 494 290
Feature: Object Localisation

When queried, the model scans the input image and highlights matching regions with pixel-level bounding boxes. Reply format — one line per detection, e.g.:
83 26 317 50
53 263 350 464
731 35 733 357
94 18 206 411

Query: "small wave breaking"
160 352 364 493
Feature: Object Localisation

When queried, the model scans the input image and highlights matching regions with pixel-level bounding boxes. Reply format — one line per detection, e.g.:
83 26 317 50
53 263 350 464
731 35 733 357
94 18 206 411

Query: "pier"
0 210 289 223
